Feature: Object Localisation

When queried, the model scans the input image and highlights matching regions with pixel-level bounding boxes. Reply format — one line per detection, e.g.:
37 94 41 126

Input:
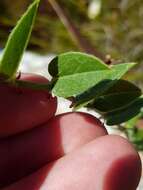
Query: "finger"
0 73 57 137
47 112 108 154
3 135 141 190
0 112 107 188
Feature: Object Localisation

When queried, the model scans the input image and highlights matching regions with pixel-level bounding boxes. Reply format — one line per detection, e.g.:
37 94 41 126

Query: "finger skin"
47 112 108 154
0 112 107 188
3 135 142 190
0 73 57 137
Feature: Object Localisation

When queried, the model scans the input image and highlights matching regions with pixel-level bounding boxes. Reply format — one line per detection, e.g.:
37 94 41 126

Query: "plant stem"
15 80 52 91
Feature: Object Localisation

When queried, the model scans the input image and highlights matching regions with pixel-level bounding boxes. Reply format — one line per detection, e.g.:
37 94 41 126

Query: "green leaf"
49 52 109 77
74 63 137 107
108 62 137 79
50 58 136 98
88 80 141 113
0 0 40 80
51 69 110 97
105 95 143 126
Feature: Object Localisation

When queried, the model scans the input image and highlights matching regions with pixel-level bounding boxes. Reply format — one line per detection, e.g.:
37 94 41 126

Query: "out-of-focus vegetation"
0 0 143 149
0 1 143 61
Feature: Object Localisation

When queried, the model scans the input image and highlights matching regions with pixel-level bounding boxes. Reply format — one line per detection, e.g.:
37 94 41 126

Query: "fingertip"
101 135 142 190
47 112 108 154
104 153 142 190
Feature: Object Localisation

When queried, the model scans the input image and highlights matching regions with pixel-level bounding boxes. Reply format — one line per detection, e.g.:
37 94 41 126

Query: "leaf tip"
130 62 138 67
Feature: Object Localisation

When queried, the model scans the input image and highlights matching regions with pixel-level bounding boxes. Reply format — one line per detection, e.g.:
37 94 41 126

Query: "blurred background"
0 0 143 188
0 0 143 62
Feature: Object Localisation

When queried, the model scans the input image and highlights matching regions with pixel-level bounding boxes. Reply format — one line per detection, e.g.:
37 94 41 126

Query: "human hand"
0 74 141 190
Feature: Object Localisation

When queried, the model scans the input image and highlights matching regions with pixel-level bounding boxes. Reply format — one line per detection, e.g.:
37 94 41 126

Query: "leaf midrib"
105 95 143 114
98 91 141 99
58 69 111 79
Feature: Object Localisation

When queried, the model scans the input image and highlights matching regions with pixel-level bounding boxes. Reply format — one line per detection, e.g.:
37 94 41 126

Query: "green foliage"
105 96 143 125
128 129 143 151
48 52 142 126
1 0 143 64
88 80 141 113
0 0 40 80
49 52 109 77
125 112 143 150
49 52 136 99
74 63 138 108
